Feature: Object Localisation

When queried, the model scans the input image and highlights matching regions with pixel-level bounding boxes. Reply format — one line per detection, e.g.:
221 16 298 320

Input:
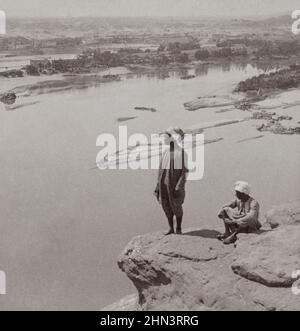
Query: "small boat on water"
102 74 121 81
134 106 157 112
117 116 137 123
180 75 196 80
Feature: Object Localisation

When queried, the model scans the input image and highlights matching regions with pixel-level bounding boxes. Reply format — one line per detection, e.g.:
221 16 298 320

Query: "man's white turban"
235 181 251 196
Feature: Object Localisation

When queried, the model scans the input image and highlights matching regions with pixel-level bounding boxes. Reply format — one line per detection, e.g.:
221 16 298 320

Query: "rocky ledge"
0 92 17 105
113 201 300 311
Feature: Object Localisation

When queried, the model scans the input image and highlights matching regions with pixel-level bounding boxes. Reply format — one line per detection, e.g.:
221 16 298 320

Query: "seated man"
217 181 261 245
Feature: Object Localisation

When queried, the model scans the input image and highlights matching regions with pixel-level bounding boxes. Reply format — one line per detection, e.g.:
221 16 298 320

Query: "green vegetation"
236 66 300 92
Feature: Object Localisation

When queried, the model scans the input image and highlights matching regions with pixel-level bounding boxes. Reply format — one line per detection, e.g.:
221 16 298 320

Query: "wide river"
0 62 299 310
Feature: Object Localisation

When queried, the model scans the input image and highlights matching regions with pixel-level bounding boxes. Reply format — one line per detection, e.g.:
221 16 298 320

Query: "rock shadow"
184 229 221 239
184 228 271 240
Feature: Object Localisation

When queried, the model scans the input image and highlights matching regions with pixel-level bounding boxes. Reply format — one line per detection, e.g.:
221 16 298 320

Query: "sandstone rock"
0 92 17 105
116 201 300 311
232 226 300 287
265 200 300 228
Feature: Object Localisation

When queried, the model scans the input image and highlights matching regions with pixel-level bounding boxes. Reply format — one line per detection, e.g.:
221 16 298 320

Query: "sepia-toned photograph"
0 0 299 315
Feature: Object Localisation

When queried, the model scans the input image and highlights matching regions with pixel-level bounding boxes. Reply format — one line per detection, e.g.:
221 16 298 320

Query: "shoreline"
107 200 300 311
1 61 300 135
0 58 283 98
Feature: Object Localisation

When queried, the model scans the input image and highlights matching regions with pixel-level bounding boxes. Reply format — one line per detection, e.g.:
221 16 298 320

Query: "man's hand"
154 189 160 202
232 214 245 220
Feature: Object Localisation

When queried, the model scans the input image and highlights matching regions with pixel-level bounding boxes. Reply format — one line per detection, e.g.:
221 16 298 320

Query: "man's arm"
154 153 164 200
175 151 188 192
222 199 237 209
218 199 238 222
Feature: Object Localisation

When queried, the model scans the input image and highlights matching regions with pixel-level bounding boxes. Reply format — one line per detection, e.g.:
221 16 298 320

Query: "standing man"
154 127 188 235
217 181 261 245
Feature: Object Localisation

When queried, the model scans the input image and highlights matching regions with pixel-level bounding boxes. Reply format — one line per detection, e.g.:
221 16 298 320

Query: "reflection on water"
126 60 279 82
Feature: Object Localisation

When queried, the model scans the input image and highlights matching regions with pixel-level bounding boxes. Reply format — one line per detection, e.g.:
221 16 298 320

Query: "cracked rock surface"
114 201 300 311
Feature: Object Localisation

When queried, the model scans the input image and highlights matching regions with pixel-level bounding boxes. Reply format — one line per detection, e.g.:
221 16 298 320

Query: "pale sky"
0 0 299 18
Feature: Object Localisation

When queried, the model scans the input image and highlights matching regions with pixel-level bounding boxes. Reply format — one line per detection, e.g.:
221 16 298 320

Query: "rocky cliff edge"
107 201 300 311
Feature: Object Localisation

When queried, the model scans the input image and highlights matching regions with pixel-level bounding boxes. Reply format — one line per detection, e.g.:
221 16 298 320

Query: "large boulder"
115 201 300 311
0 92 17 105
232 226 300 287
265 200 300 228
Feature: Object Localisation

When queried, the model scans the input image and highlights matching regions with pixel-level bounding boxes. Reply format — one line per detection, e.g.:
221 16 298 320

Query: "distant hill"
3 14 295 39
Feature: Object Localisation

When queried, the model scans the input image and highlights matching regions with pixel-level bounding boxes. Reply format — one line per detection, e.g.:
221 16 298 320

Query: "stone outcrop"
264 201 300 228
231 226 300 288
0 92 16 105
115 201 300 311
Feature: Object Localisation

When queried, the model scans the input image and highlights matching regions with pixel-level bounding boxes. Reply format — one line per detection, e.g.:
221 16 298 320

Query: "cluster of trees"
78 49 124 67
194 49 210 60
77 47 191 67
195 47 247 60
174 52 189 63
216 38 300 58
153 52 189 65
158 41 200 53
77 44 248 68
25 65 40 75
117 48 142 54
0 69 24 78
254 40 300 58
236 67 300 92
93 50 124 66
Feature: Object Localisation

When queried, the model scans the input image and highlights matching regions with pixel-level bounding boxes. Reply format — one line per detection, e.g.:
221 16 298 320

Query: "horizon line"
5 12 291 20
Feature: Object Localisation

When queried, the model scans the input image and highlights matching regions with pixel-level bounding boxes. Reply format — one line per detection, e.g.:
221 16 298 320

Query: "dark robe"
155 145 188 218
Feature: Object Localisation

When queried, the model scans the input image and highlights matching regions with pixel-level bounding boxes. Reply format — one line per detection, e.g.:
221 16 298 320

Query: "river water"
0 63 299 310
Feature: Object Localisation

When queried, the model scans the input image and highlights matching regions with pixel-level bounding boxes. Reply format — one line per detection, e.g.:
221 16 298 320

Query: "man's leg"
175 213 183 234
223 224 239 245
223 223 250 245
173 202 183 235
176 216 182 234
223 213 257 244
166 214 175 235
223 221 232 235
160 185 175 235
162 199 175 235
217 208 232 239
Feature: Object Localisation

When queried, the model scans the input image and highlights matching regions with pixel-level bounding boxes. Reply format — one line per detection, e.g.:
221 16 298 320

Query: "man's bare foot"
223 233 237 245
165 229 175 235
217 232 231 241
176 229 182 235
